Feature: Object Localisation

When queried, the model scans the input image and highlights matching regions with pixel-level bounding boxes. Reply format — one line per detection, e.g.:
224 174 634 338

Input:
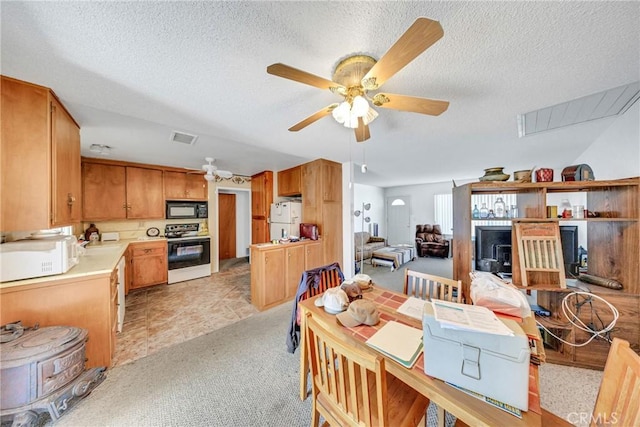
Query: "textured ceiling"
2 1 639 187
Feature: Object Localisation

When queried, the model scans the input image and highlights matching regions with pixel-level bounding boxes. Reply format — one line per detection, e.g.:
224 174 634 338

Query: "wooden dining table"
298 286 543 427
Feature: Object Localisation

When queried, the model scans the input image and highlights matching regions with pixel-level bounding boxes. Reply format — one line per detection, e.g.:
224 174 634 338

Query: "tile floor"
113 258 256 367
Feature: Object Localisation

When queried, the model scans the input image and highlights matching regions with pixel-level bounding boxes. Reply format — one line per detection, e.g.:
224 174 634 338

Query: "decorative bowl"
479 173 510 182
479 167 510 182
513 169 532 182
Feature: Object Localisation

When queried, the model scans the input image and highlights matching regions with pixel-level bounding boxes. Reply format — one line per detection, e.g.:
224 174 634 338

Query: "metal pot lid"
1 326 87 365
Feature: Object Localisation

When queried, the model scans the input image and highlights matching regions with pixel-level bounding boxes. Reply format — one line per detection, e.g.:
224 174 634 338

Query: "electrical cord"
535 289 619 347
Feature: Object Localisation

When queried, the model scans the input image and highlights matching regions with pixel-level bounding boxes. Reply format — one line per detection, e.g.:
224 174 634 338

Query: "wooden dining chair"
403 269 461 427
305 313 430 427
294 264 343 400
536 338 640 427
590 338 640 426
403 269 462 303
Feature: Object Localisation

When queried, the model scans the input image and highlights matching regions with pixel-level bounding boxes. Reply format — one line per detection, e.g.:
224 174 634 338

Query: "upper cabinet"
277 166 302 196
1 76 81 231
164 171 207 200
82 159 164 220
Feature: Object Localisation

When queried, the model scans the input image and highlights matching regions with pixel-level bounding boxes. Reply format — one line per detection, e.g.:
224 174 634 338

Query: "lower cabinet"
128 241 168 291
251 240 323 311
0 272 117 368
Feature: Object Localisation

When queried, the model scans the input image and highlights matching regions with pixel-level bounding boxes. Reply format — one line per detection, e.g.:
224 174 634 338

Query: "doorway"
218 193 236 260
386 195 411 245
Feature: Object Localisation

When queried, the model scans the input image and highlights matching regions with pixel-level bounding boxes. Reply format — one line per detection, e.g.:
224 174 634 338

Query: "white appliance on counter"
0 235 80 282
269 202 302 241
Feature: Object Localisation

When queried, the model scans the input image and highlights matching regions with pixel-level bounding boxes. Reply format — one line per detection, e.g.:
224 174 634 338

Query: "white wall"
384 179 474 236
353 184 385 235
571 101 639 179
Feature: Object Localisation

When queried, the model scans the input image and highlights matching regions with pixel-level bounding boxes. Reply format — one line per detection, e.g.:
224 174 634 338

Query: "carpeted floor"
38 255 602 427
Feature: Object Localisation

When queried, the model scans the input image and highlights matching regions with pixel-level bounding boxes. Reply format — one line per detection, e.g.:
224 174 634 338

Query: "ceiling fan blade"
354 118 370 143
289 104 338 132
373 93 449 115
267 63 345 92
361 17 443 90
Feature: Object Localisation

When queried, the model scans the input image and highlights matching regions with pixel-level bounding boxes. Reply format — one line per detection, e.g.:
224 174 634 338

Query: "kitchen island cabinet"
82 158 164 220
250 239 323 311
1 76 81 231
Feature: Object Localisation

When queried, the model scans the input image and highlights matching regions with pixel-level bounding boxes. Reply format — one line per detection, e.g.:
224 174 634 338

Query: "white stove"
165 224 211 284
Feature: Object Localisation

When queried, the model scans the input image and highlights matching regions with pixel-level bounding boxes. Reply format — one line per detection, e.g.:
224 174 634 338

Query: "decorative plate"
146 227 160 237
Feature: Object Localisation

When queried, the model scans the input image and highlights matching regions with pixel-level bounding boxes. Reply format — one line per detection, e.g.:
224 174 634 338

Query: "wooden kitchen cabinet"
1 76 81 231
277 166 302 196
82 159 165 220
251 170 274 243
302 159 343 266
285 244 306 299
164 171 207 200
250 239 324 310
304 240 323 271
128 241 168 290
1 272 117 368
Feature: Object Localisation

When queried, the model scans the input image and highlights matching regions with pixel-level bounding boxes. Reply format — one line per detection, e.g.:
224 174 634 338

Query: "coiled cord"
535 290 619 347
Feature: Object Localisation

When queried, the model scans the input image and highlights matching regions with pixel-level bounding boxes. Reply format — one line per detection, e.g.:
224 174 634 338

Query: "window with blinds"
434 193 517 238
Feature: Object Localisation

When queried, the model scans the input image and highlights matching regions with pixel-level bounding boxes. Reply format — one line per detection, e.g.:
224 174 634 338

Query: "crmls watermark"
567 412 619 425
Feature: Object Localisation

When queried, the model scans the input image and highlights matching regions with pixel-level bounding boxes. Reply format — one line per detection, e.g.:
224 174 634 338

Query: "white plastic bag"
470 272 532 318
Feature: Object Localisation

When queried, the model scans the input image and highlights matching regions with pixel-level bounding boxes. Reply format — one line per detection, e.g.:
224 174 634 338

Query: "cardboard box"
422 303 531 410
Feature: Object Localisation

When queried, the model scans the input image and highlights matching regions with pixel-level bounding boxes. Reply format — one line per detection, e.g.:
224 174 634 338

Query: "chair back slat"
403 269 462 303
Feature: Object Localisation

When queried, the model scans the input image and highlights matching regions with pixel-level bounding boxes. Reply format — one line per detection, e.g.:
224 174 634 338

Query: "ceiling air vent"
517 81 640 137
170 131 198 145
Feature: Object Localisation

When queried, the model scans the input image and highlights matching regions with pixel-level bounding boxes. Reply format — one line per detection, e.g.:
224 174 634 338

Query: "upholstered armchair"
415 224 449 258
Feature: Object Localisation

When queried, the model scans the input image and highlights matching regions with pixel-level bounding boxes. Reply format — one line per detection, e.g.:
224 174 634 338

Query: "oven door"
167 238 211 270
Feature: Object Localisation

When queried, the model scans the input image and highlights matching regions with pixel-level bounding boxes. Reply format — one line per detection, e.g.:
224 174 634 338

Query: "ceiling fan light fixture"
332 101 350 124
203 173 215 182
351 95 369 117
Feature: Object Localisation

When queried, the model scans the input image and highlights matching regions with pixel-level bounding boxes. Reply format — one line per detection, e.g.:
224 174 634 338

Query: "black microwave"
166 201 208 219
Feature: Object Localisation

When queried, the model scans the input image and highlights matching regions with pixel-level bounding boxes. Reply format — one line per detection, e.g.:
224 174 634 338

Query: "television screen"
474 226 512 274
475 225 580 277
559 225 579 277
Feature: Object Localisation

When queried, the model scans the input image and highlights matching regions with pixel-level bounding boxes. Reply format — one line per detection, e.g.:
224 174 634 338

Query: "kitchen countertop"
0 237 166 290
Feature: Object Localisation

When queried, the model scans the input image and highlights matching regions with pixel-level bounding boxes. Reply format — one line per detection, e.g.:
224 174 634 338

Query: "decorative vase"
535 168 554 182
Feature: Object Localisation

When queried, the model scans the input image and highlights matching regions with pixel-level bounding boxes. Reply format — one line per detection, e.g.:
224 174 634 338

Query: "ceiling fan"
267 17 449 143
202 157 233 181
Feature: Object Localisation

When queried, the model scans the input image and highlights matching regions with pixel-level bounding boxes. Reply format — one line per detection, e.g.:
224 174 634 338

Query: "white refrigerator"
270 202 302 240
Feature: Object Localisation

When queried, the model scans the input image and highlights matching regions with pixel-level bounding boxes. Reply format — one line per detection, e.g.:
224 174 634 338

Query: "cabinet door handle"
122 203 127 209
67 193 76 206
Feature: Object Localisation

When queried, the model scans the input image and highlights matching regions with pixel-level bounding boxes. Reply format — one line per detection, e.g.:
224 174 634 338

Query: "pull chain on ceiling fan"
267 17 450 142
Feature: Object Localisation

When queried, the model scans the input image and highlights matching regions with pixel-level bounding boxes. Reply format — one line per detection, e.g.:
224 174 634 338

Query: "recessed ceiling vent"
517 81 640 137
170 131 198 145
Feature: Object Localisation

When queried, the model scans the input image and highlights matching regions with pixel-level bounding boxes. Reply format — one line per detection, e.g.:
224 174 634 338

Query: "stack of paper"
365 321 423 368
397 296 426 320
431 300 514 336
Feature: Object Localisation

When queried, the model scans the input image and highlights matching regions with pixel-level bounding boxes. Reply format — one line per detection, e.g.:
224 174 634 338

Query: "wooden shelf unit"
453 177 639 369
